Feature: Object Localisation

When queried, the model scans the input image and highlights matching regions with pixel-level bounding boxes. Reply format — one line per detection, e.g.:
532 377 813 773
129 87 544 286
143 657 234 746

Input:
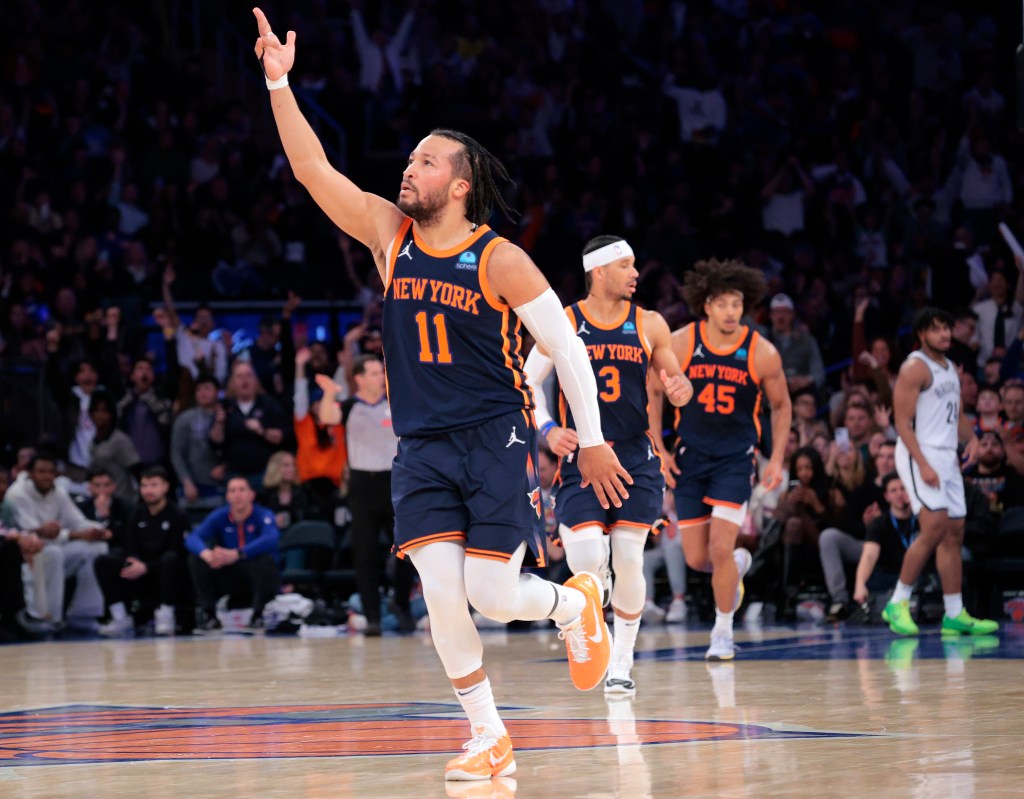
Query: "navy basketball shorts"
391 409 545 563
672 446 756 525
554 434 665 535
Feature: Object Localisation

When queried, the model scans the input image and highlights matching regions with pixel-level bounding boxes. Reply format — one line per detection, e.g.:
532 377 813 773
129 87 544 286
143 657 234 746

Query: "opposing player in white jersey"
884 308 998 636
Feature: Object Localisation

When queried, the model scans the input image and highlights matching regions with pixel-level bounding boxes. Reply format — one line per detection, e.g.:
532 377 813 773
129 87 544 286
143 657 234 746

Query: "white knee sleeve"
560 524 607 576
610 526 647 615
465 542 563 623
710 502 748 528
408 542 483 680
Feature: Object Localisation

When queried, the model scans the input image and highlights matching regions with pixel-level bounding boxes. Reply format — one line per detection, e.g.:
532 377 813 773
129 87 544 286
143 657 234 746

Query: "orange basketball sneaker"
445 723 516 781
558 571 612 691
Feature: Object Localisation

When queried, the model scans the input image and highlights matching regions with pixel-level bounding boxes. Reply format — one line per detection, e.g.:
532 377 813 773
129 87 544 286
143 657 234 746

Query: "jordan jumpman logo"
506 426 527 448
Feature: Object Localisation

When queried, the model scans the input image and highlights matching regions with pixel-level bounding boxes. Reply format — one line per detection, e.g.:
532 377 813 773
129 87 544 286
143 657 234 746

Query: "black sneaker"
193 611 222 635
847 601 872 624
15 609 54 637
395 607 416 633
364 621 382 637
825 602 850 623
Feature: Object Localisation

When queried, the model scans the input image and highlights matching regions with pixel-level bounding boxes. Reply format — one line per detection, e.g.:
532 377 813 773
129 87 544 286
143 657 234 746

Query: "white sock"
549 584 587 626
109 602 128 621
891 581 913 603
943 593 964 619
612 615 640 669
713 609 734 637
454 677 506 737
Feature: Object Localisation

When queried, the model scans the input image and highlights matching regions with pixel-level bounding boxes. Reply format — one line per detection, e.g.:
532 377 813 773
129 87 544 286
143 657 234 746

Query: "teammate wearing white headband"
254 6 632 782
582 239 635 272
650 258 792 662
525 234 693 696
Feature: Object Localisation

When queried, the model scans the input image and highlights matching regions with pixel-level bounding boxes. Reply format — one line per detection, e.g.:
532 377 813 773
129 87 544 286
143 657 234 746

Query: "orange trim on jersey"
747 330 762 386
678 324 696 371
752 390 763 441
385 218 414 293
678 515 711 527
576 300 631 331
614 521 657 531
700 320 749 357
476 237 531 408
466 547 514 563
635 308 652 359
477 236 509 312
674 323 695 442
509 311 532 409
497 306 530 408
704 497 743 509
564 306 578 331
399 531 467 552
412 223 491 258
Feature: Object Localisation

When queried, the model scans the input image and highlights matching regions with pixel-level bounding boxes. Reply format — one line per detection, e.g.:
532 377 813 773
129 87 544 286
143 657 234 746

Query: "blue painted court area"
635 624 1024 662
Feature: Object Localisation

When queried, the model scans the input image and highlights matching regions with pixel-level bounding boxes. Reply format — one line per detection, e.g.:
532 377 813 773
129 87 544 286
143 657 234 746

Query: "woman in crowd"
774 447 834 617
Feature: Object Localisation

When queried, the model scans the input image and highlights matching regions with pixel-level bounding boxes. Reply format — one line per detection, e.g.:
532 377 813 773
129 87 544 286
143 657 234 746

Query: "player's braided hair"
431 128 518 226
682 258 767 318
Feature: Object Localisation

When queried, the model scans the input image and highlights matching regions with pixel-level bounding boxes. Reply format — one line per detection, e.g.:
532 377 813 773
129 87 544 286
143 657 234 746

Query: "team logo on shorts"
506 426 527 448
528 487 543 518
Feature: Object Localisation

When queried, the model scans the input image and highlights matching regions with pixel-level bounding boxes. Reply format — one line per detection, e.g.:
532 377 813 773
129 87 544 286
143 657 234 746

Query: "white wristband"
266 74 289 90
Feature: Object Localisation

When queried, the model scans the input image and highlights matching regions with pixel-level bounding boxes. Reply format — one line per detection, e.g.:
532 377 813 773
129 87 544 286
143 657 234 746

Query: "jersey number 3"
415 311 453 364
598 366 621 402
697 383 735 414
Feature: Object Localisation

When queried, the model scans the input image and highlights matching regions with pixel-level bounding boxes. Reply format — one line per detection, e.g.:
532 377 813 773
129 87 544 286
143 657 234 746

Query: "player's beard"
925 332 951 353
397 186 446 228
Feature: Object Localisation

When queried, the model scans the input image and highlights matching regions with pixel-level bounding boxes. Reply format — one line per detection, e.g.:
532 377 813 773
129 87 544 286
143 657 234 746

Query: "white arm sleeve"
523 346 555 429
515 289 604 447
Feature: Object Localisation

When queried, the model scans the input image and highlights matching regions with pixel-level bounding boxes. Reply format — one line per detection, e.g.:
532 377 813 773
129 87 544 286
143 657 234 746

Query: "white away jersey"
906 350 960 450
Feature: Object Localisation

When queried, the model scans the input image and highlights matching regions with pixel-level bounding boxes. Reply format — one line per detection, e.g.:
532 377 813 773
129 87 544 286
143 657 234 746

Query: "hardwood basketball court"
1 622 1022 798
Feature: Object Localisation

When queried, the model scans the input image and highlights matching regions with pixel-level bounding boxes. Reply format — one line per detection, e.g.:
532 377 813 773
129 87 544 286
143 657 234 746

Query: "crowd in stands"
1 0 1024 639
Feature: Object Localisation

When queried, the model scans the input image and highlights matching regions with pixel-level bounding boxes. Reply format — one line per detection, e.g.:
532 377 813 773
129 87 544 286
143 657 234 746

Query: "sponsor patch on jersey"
734 348 747 360
455 251 478 270
623 321 636 335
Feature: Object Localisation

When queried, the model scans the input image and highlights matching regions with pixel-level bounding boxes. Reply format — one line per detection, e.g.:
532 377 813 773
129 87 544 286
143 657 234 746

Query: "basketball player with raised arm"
253 9 633 783
883 308 998 637
651 259 791 661
524 235 693 696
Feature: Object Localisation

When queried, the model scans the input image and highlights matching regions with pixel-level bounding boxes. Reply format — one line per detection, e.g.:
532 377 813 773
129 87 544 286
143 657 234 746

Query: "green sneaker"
941 609 999 636
882 600 919 636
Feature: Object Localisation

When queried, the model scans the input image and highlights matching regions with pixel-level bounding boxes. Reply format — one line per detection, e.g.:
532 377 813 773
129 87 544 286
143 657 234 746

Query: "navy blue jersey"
382 219 533 437
556 302 651 443
674 321 762 456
